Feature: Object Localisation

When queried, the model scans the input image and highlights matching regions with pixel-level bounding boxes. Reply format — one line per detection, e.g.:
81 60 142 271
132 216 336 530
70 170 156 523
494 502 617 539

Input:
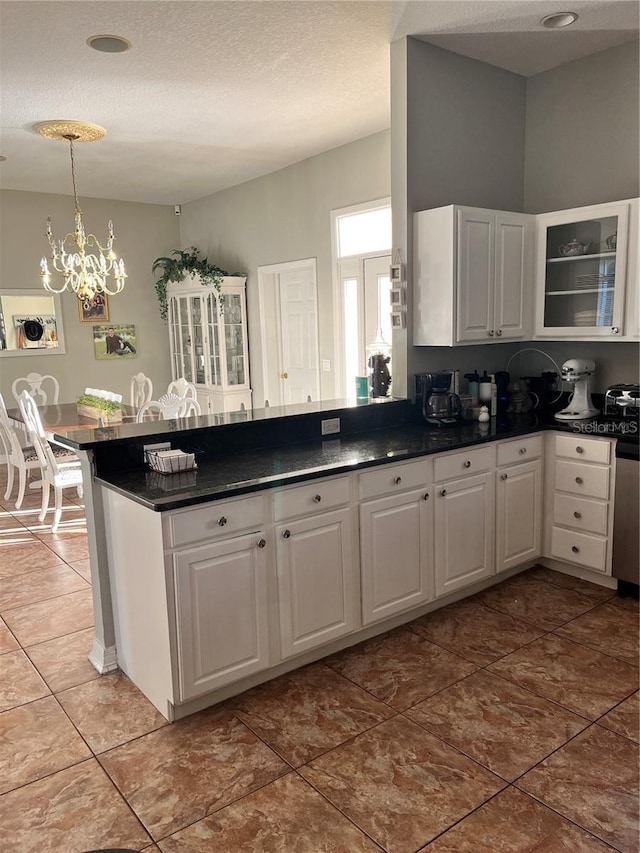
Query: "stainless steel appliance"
417 371 461 427
612 437 639 591
605 383 640 418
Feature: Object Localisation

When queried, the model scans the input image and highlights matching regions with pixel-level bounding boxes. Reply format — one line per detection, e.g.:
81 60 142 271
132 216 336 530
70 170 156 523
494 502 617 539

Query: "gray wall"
178 131 391 405
0 189 178 405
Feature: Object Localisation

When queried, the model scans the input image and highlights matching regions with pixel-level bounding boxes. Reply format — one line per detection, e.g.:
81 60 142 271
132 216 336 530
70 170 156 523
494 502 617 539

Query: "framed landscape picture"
79 294 109 322
93 323 137 360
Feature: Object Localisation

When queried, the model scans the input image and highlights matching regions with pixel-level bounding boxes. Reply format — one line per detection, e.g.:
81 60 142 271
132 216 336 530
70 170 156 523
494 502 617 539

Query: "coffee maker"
416 371 461 427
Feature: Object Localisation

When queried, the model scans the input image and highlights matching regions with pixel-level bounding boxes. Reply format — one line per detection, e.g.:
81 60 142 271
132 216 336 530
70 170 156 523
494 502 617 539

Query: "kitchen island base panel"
537 558 617 590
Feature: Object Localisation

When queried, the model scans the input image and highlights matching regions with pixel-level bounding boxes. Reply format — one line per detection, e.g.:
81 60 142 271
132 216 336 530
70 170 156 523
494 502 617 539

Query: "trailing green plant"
152 247 239 321
76 394 124 416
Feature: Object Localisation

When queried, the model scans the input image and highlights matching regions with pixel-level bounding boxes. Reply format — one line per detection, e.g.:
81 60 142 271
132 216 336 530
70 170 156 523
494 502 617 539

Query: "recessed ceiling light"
540 11 579 28
87 34 131 53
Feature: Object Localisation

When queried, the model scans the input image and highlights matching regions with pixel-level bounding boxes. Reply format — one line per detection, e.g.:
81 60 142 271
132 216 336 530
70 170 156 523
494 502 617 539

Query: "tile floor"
0 473 638 852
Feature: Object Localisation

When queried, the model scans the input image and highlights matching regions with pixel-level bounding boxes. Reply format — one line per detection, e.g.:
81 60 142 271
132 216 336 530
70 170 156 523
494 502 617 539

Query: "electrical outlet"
321 417 340 436
143 441 171 461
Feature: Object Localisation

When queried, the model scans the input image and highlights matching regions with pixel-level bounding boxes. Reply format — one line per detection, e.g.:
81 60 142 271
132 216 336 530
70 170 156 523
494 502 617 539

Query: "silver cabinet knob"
488 330 495 337
574 511 582 519
218 516 227 527
496 329 503 336
500 473 508 481
394 476 402 485
575 477 583 485
463 460 471 469
313 494 322 503
519 447 527 455
571 545 580 553
423 492 430 501
575 446 584 454
611 327 619 335
257 538 266 549
282 529 291 539
440 489 447 497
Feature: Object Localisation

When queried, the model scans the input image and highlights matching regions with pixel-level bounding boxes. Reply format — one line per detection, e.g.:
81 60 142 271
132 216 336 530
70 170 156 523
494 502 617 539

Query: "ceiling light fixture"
36 120 127 301
87 34 131 53
540 11 579 28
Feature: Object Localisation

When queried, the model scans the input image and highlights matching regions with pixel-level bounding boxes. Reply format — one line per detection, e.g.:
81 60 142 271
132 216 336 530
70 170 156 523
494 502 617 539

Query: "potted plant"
152 247 240 320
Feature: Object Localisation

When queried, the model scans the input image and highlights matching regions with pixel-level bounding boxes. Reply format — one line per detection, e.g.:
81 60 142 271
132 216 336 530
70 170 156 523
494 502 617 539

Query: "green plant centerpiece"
152 247 237 321
76 394 124 423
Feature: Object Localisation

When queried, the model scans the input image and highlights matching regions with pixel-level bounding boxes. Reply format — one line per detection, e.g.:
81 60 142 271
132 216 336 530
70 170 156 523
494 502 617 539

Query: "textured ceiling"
0 0 637 205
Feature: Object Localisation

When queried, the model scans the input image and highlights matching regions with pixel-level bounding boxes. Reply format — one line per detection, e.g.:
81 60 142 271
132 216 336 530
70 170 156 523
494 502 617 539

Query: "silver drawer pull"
257 538 266 549
423 492 430 501
282 529 291 539
313 494 322 503
575 446 584 454
573 511 582 519
500 473 508 481
488 330 495 337
440 489 447 497
218 516 228 527
571 545 580 553
394 476 402 485
575 477 583 485
463 460 471 469
496 329 503 336
519 447 527 455
611 327 619 335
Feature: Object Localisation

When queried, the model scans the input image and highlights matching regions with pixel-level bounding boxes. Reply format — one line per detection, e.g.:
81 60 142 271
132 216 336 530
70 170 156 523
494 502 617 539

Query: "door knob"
257 538 266 548
463 460 471 468
488 330 495 337
575 446 584 454
218 516 227 526
496 329 503 336
394 476 402 485
573 511 582 519
313 494 322 503
611 327 619 335
575 477 583 485
280 372 289 379
282 529 291 539
571 545 580 553
519 447 527 455
500 473 508 481
440 489 447 497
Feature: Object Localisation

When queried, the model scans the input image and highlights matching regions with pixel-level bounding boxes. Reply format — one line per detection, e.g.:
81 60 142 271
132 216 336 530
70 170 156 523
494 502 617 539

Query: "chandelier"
36 121 127 301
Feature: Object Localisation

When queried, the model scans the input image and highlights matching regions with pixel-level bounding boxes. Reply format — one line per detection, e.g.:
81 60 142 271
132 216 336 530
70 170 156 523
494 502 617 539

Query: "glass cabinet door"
538 204 629 336
191 296 206 385
205 293 221 386
222 293 246 386
169 295 194 382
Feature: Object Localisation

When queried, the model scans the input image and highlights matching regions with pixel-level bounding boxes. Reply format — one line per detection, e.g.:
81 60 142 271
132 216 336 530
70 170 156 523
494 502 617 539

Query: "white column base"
89 638 119 674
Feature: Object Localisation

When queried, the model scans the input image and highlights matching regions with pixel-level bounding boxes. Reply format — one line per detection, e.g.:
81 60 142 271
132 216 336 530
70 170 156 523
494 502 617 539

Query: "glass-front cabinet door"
222 293 247 387
168 294 195 382
535 202 630 337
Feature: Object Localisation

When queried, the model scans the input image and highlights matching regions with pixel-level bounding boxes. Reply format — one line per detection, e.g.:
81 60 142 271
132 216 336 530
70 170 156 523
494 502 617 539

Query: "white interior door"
363 255 392 352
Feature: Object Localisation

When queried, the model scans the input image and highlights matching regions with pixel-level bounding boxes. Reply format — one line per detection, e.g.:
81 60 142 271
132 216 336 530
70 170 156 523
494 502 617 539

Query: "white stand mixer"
554 358 599 420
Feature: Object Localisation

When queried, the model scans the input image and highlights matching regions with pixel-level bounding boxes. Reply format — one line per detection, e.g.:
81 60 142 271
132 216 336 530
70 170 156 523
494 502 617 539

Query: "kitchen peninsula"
53 398 621 720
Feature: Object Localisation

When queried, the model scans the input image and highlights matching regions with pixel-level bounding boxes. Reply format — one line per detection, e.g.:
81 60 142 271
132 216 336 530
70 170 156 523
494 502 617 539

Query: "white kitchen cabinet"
534 200 634 339
275 507 356 659
496 459 542 574
414 205 533 346
360 487 433 625
172 530 270 701
434 471 494 596
167 275 252 414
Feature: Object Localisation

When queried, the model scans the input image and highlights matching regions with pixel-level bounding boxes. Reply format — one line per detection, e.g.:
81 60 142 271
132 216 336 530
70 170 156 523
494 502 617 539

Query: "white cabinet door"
360 488 433 625
435 473 493 596
494 213 532 340
496 460 542 573
173 532 269 701
276 508 356 659
456 209 494 342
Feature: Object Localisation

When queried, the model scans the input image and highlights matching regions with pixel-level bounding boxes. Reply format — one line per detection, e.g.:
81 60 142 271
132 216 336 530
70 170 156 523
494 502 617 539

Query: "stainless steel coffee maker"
416 371 461 427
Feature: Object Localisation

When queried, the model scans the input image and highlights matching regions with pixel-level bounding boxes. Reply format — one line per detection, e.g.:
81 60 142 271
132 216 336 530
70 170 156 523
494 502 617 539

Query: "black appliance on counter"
416 371 461 427
605 383 640 419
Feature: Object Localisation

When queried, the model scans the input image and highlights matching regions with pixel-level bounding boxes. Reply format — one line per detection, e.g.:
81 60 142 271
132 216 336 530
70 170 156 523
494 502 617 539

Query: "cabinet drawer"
550 526 607 572
434 445 495 482
555 434 611 464
168 494 266 548
358 458 431 501
554 494 609 536
555 461 610 500
497 435 542 467
274 475 351 521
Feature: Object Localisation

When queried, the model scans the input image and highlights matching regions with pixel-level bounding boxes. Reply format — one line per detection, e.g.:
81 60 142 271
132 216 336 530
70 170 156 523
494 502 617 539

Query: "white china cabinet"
167 276 252 414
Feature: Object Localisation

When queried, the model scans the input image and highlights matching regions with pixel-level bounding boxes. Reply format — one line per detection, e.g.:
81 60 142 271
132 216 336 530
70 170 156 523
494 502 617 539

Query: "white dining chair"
18 390 83 532
167 377 198 401
136 392 201 422
12 372 60 406
130 372 153 409
0 392 42 509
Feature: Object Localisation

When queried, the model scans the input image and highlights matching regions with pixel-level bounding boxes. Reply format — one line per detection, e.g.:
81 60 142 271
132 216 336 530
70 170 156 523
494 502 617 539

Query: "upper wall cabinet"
414 205 534 347
534 199 638 340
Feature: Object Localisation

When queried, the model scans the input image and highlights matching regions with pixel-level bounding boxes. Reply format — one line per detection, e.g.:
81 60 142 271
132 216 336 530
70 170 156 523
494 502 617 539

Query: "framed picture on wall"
93 323 137 359
79 294 109 322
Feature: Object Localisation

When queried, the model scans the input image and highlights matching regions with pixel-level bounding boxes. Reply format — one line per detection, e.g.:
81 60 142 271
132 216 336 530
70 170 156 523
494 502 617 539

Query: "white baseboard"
89 638 119 674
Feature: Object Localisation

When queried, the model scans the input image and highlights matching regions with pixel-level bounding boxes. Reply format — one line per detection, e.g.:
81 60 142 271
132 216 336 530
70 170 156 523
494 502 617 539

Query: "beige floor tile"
0 615 19 654
608 594 640 614
407 670 588 781
68 558 92 583
526 566 617 602
409 597 544 665
0 538 65 579
159 773 381 852
57 672 168 753
325 627 476 710
0 649 50 712
301 715 504 853
598 691 640 743
0 563 89 612
229 662 394 766
0 512 27 532
0 759 151 853
556 602 639 665
0 695 91 794
423 786 615 852
518 725 639 853
488 634 638 719
99 706 288 840
3 588 94 646
36 531 89 563
476 573 598 630
25 628 99 692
